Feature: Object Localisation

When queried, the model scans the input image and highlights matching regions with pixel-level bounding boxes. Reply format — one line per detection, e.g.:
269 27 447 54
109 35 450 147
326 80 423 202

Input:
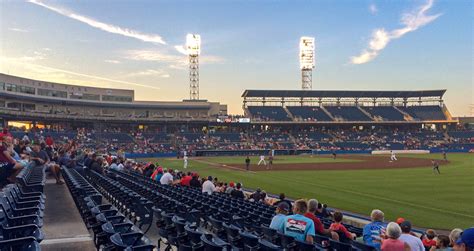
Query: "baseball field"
140 153 474 230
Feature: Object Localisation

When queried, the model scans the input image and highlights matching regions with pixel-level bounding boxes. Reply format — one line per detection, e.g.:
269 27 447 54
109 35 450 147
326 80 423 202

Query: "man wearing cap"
399 221 424 251
454 228 474 251
270 202 289 230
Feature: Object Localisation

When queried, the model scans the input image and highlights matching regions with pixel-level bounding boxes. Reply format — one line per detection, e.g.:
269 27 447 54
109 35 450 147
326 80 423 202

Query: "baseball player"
183 155 188 169
257 155 266 166
432 160 441 174
390 151 397 162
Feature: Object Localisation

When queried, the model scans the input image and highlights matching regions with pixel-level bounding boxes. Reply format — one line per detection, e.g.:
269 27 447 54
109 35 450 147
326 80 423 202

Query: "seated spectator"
423 230 438 250
250 188 264 202
280 199 315 244
270 202 289 230
225 182 235 194
399 221 424 251
363 209 387 250
329 211 356 241
160 169 174 185
180 172 192 186
0 137 24 184
431 235 452 251
90 156 105 175
273 193 293 212
454 227 474 251
109 158 120 170
202 176 216 195
30 142 64 184
381 222 410 251
189 173 201 188
58 149 76 168
230 183 245 199
304 199 339 240
449 229 463 248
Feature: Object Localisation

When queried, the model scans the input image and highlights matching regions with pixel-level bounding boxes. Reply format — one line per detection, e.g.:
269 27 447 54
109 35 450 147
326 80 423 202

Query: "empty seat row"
61 166 155 250
0 166 46 251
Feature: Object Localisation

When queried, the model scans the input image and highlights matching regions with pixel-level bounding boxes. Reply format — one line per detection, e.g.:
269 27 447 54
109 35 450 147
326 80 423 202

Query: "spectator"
90 156 104 175
30 142 64 184
109 158 119 170
189 173 201 188
381 222 410 251
250 188 264 202
304 199 338 240
399 221 424 251
160 169 174 185
180 172 192 186
273 193 293 212
431 235 452 251
202 176 216 195
449 229 463 248
280 199 315 244
270 202 289 230
423 230 438 250
230 183 245 199
363 209 387 250
225 182 235 194
329 211 356 241
454 227 474 251
0 137 24 184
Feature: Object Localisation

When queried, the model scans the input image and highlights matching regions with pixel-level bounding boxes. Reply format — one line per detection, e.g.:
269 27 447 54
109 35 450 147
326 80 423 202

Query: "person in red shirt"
180 172 192 186
329 211 356 241
422 229 438 248
304 199 339 240
45 135 54 147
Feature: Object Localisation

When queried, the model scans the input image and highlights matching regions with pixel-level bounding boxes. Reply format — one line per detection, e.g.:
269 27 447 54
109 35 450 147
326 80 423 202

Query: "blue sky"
0 0 472 115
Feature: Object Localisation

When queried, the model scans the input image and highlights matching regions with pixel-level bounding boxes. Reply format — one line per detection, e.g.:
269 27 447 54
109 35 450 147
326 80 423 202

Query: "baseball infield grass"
141 153 474 230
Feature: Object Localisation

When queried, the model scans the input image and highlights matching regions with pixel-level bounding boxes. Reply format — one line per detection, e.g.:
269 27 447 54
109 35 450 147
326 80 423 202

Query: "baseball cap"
396 217 405 224
277 202 289 212
400 221 412 232
456 228 474 248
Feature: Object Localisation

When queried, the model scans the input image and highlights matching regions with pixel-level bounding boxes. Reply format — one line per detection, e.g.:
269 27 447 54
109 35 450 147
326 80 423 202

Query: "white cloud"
124 50 183 62
104 59 121 64
28 0 166 45
351 0 441 64
123 49 224 68
8 27 29 33
125 69 170 78
0 56 161 90
369 4 378 15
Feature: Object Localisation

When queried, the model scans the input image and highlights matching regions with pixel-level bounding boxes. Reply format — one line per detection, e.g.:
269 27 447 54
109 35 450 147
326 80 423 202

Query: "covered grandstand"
242 89 455 124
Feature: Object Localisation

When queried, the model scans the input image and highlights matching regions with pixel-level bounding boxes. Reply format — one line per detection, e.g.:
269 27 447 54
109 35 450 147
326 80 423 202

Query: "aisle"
40 178 95 251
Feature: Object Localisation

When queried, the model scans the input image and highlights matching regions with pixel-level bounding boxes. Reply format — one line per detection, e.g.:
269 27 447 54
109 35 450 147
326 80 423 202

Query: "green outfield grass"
141 153 474 230
197 155 359 164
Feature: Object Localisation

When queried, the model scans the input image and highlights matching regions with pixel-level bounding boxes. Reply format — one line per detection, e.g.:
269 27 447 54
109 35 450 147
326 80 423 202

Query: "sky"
0 0 472 116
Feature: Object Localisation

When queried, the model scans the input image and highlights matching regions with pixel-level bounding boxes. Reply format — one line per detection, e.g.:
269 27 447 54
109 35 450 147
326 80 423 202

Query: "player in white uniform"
257 155 266 166
183 155 188 169
390 151 397 161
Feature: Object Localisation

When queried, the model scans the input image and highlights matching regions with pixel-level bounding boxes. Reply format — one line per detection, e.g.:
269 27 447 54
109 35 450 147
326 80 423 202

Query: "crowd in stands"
1 125 473 251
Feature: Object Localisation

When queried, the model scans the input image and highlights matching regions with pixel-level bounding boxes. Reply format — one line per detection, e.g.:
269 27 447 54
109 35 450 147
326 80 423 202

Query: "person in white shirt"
390 151 397 161
183 155 188 169
202 176 216 195
399 221 424 251
160 170 174 185
257 155 266 165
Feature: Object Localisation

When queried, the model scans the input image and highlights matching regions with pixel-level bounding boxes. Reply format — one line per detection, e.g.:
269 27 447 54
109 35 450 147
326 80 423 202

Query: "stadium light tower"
187 34 201 100
299 37 315 90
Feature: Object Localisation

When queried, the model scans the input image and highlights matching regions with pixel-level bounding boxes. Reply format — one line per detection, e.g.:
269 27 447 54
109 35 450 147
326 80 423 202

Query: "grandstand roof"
242 90 446 98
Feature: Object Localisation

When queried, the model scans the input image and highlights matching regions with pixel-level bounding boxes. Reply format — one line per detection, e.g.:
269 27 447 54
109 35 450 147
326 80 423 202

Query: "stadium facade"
0 73 459 131
0 73 227 129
